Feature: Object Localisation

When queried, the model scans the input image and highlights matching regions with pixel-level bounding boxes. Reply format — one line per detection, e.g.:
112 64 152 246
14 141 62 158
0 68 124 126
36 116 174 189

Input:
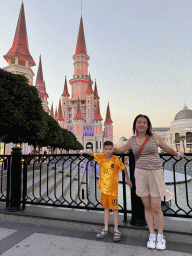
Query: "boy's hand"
127 179 132 188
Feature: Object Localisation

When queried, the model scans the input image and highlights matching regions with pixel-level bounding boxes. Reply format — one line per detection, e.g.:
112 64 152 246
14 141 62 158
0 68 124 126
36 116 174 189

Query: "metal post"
7 147 22 212
129 150 147 226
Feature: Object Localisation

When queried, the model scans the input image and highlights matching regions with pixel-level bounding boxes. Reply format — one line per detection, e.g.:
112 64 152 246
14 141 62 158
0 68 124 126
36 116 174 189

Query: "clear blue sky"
1 0 192 143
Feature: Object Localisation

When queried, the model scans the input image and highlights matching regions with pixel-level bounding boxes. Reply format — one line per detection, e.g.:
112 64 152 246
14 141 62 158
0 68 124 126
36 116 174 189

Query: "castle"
2 3 113 154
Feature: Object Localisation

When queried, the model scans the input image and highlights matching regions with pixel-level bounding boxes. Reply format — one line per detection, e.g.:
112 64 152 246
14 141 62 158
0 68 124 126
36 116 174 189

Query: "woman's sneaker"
147 233 156 249
156 234 166 250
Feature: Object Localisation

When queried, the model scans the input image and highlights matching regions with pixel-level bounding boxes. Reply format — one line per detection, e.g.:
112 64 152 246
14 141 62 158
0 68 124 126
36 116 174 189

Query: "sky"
1 0 192 144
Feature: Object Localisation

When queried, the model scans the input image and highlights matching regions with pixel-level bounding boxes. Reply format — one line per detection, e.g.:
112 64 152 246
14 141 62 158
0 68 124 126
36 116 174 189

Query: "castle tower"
56 99 65 128
94 100 103 152
61 76 70 126
86 74 94 124
69 17 90 101
74 97 84 144
50 102 54 119
3 2 35 85
104 103 113 142
35 56 49 112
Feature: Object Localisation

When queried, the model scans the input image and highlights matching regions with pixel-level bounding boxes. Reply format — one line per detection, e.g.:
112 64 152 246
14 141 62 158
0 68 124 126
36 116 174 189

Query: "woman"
113 114 184 250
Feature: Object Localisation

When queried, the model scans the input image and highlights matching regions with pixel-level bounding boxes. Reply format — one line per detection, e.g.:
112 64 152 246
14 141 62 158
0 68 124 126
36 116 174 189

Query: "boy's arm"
81 151 94 157
122 167 130 181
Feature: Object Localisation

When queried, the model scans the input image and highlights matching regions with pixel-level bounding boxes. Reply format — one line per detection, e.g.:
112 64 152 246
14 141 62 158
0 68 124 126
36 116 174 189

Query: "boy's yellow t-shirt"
94 153 126 196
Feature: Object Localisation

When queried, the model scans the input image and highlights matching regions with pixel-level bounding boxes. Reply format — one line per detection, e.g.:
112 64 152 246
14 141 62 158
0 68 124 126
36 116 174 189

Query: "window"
96 127 98 134
175 133 179 142
96 141 98 149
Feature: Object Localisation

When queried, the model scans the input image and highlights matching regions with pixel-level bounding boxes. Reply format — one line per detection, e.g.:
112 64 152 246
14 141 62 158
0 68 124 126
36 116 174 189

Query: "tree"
0 69 45 146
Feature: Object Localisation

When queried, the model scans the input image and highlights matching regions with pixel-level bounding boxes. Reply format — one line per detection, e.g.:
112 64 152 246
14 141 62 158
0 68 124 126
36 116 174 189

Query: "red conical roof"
56 99 64 121
74 97 84 120
35 56 48 98
75 17 87 55
50 102 54 118
94 80 100 99
86 74 94 95
104 103 113 125
55 107 58 120
94 100 102 120
3 3 35 66
62 76 70 97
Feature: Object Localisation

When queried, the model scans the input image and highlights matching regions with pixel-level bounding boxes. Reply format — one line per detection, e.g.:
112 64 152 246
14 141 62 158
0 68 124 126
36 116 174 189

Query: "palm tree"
187 138 192 153
178 135 186 152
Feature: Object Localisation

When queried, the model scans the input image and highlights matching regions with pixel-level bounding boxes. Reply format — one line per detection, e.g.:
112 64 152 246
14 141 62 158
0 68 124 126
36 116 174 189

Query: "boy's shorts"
100 192 118 210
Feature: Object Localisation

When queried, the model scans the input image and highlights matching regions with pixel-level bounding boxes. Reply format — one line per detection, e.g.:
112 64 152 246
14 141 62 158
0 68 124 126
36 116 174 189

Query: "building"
153 104 192 152
2 3 113 154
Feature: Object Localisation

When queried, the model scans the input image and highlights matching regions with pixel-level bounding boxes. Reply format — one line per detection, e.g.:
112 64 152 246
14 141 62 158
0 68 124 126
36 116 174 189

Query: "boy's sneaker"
147 233 156 249
156 234 166 250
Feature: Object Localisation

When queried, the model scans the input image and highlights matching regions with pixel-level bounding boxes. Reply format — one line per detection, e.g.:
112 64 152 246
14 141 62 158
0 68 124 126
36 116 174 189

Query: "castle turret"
104 103 113 142
3 2 35 85
35 56 49 112
56 99 64 128
50 102 54 119
94 100 103 152
61 76 70 126
86 74 94 124
74 97 84 144
69 17 90 101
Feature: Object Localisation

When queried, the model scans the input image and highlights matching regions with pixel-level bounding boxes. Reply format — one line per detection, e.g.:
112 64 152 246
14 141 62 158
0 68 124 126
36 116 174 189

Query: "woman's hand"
178 151 185 158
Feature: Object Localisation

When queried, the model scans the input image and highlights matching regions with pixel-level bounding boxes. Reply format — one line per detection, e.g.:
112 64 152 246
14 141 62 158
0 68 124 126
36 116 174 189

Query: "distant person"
82 141 132 242
113 114 184 250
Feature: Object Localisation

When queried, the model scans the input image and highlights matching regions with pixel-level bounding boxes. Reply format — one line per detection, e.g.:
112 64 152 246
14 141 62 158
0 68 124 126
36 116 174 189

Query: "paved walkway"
0 204 192 255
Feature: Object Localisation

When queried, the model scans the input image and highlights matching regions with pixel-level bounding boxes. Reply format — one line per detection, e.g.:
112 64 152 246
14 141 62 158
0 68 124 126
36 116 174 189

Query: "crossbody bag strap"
135 135 150 162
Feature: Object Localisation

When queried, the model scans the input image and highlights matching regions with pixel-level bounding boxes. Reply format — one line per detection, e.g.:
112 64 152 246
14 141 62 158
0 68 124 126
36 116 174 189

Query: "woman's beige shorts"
134 168 167 198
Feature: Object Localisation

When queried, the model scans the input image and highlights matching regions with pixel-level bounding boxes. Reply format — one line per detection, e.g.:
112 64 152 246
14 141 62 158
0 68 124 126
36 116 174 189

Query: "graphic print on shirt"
104 168 108 174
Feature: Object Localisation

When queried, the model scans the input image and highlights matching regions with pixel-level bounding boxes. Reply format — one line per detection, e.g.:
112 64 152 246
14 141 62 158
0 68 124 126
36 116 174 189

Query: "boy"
82 141 132 241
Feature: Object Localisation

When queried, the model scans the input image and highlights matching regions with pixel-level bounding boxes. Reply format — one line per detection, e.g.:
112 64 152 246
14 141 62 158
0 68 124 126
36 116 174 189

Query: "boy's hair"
103 141 114 147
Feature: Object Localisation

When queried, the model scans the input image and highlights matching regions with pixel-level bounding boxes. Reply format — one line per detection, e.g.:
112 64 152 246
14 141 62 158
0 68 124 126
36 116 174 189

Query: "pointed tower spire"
62 76 70 97
3 2 35 66
56 99 64 121
75 17 87 54
94 80 100 99
86 73 94 95
50 102 54 118
104 103 113 125
74 97 84 120
35 56 48 98
55 107 58 120
94 100 103 120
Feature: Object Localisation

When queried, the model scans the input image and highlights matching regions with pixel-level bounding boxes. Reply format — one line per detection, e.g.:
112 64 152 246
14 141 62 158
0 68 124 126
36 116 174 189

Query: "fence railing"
0 148 192 225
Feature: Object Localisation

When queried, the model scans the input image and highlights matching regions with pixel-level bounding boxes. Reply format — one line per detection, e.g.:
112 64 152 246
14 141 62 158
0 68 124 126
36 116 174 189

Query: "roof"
104 103 113 125
152 127 170 132
94 100 102 120
50 102 54 119
86 74 94 95
62 76 70 97
74 98 84 120
75 17 87 55
3 3 35 66
94 80 100 99
56 99 64 121
174 104 192 121
35 56 48 98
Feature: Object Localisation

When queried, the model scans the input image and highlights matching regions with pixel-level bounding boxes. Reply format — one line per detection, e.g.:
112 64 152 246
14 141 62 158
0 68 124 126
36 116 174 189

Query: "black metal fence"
0 148 192 224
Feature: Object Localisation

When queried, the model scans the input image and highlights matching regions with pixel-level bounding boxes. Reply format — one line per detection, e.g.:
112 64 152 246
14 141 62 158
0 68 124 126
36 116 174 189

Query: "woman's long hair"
133 114 152 136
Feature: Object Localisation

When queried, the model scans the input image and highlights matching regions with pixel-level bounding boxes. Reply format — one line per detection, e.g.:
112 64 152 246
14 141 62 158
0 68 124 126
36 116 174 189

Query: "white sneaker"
147 233 156 249
156 234 166 250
